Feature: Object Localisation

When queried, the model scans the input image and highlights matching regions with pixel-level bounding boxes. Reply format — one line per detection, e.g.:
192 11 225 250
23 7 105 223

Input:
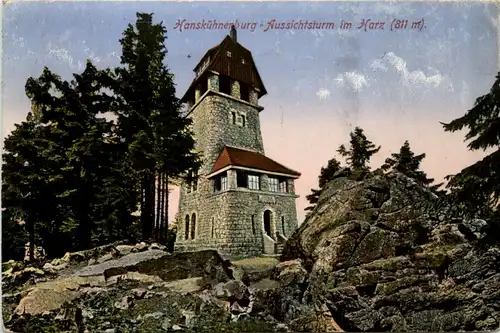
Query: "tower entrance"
263 210 272 238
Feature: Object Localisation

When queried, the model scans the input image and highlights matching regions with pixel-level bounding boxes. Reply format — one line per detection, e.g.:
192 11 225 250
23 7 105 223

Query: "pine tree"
17 63 137 255
381 140 440 188
2 111 68 259
107 13 200 241
305 157 341 211
337 127 381 172
441 72 500 215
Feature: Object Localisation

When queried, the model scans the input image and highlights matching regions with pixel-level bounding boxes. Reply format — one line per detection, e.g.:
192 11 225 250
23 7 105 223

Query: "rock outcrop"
3 242 336 332
282 170 500 332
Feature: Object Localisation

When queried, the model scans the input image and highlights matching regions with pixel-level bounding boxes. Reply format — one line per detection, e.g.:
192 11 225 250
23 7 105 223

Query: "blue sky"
3 1 499 223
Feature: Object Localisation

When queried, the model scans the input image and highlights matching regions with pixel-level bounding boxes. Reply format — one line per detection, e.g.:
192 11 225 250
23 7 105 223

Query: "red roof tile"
210 146 301 177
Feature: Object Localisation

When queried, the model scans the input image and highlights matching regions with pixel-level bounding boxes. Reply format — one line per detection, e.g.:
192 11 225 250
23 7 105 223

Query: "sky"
3 1 499 224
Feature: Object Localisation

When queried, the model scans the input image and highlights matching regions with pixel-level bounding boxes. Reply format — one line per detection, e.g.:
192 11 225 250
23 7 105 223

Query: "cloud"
82 40 102 63
334 71 369 92
316 88 331 100
46 43 83 70
370 52 448 88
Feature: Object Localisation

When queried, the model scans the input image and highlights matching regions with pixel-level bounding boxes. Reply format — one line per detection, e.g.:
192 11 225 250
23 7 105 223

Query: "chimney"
230 25 237 42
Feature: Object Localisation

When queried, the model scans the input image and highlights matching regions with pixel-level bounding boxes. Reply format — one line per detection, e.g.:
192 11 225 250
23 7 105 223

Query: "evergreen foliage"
381 140 444 191
305 158 341 211
1 13 199 260
337 127 381 172
441 72 500 215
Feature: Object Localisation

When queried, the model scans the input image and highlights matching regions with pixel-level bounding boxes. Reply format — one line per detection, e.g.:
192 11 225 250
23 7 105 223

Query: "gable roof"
210 146 301 177
181 34 268 102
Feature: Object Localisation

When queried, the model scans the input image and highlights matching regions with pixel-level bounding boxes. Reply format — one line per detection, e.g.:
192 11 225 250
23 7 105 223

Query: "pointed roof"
210 146 301 177
181 32 268 102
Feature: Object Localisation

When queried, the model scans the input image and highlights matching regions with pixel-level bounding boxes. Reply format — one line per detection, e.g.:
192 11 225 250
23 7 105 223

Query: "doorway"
263 210 272 237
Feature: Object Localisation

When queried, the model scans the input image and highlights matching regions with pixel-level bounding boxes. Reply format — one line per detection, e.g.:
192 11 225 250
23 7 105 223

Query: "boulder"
282 171 500 332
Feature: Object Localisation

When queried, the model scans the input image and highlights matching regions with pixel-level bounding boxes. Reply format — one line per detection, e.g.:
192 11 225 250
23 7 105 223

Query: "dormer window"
227 51 232 57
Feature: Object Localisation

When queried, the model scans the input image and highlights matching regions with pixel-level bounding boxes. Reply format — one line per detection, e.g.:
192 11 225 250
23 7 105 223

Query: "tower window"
281 216 285 236
269 177 279 192
213 172 228 192
211 217 215 238
279 180 288 193
192 174 198 192
221 174 228 191
251 215 256 235
219 75 231 95
185 215 190 240
189 170 198 192
237 171 248 188
240 114 246 127
214 176 221 192
191 213 196 240
241 58 246 64
248 174 260 190
231 112 236 124
198 74 208 96
227 51 232 57
240 82 250 102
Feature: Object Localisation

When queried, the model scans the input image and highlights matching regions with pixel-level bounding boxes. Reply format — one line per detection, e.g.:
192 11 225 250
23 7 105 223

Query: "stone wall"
175 187 299 257
189 94 265 175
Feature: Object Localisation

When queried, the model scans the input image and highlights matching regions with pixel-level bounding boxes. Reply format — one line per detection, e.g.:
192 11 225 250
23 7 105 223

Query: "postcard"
2 1 500 332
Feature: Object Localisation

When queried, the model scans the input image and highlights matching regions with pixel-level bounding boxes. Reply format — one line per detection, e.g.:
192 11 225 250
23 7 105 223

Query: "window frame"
268 177 279 192
248 174 260 190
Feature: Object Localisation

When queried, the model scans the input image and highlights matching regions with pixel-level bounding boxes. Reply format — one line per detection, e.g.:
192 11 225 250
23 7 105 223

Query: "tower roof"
181 28 268 102
209 146 301 178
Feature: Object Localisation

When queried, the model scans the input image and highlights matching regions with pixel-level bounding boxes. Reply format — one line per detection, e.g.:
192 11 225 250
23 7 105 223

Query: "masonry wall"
189 93 265 177
175 187 299 257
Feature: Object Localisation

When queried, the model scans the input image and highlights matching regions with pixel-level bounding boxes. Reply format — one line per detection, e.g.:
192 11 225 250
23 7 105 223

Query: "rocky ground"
283 169 500 332
2 170 500 332
2 242 338 332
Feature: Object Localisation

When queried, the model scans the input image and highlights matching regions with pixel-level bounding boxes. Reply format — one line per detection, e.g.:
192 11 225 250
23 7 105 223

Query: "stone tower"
174 27 301 258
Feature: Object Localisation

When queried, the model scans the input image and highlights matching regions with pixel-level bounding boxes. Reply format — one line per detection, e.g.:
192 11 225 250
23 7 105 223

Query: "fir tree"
441 72 500 215
305 157 341 211
107 13 200 241
12 63 137 256
337 127 381 172
2 110 68 259
381 140 440 188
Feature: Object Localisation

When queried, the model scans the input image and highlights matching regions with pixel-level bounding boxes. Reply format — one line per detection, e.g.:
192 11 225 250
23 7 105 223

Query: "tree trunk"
155 170 162 241
164 173 169 241
159 169 165 242
140 174 148 240
142 171 155 241
150 172 156 240
28 219 34 262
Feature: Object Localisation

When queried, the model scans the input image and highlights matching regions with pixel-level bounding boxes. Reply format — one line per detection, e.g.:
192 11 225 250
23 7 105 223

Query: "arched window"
251 215 256 235
281 216 285 237
191 213 197 240
185 215 190 240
